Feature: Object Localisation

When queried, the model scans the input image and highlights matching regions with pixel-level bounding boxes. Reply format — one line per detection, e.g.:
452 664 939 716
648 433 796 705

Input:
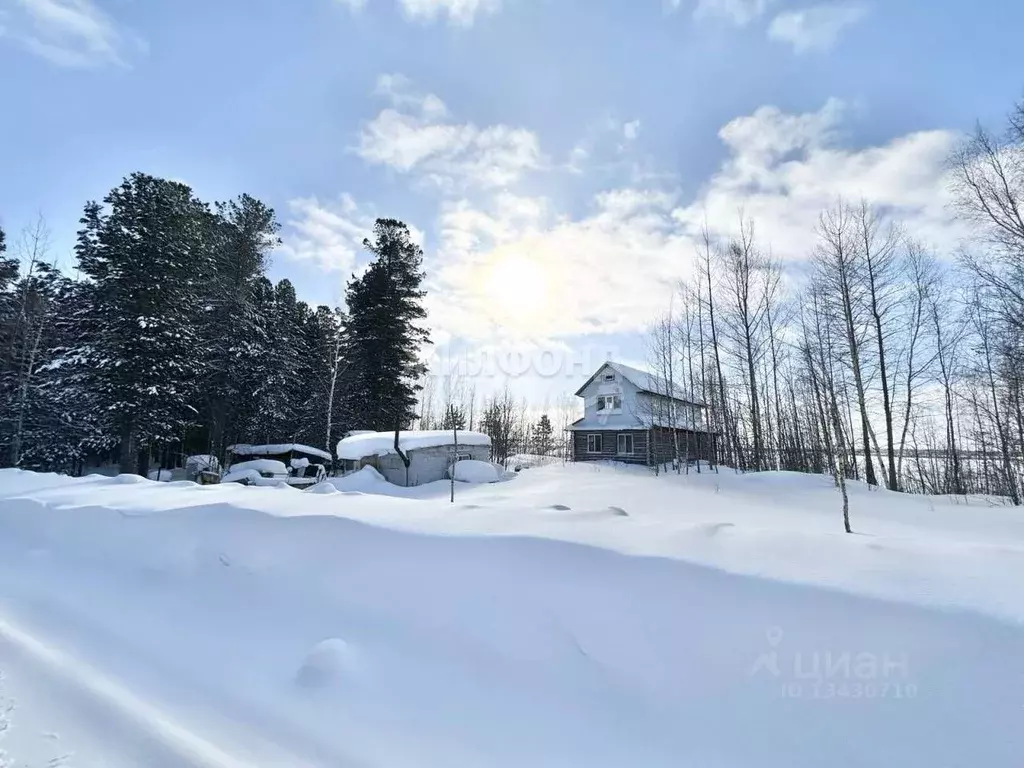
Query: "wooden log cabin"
569 362 715 467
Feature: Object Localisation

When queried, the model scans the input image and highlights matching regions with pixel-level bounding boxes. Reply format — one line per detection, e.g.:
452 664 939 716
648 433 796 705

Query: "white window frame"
603 373 615 382
587 434 603 453
596 395 622 412
617 433 634 454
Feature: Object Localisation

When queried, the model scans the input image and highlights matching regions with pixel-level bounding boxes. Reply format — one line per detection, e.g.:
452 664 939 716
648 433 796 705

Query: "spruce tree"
441 404 467 430
533 414 554 456
199 195 280 456
243 278 308 442
344 219 430 431
73 173 211 474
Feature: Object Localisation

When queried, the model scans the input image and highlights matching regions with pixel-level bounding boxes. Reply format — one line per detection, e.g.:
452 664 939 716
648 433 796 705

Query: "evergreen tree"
294 304 348 451
344 219 430 431
441 403 467 430
17 278 105 472
73 173 212 474
242 277 305 442
533 413 554 456
199 195 280 456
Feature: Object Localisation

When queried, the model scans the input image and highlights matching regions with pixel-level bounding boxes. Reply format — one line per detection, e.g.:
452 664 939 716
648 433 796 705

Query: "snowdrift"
448 459 502 484
0 465 1022 766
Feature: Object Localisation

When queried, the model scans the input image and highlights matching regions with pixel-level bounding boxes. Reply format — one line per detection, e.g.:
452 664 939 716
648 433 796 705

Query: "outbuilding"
336 430 492 487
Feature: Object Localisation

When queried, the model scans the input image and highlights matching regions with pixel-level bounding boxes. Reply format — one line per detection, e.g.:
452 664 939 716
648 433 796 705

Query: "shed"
336 430 492 487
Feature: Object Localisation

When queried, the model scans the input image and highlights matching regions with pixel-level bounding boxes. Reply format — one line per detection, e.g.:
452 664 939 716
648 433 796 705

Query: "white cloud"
768 4 867 53
694 0 773 26
357 74 544 190
297 81 960 360
3 0 144 67
624 120 642 141
674 98 962 257
398 0 501 26
279 194 426 277
425 98 961 346
427 189 690 342
277 194 373 276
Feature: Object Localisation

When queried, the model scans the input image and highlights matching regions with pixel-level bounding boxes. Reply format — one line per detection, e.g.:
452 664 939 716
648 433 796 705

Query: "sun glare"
484 252 550 317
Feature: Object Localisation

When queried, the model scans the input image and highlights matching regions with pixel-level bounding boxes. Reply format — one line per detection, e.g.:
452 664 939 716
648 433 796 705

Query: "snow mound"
109 474 148 485
323 466 390 493
221 468 261 485
295 638 361 689
449 460 501 484
306 482 339 495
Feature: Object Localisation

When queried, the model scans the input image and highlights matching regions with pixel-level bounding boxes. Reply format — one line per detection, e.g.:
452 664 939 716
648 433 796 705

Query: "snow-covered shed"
336 430 492 487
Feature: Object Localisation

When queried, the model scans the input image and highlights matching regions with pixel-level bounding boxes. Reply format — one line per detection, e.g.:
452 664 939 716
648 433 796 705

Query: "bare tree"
4 217 58 467
718 216 770 471
855 200 903 490
815 201 879 487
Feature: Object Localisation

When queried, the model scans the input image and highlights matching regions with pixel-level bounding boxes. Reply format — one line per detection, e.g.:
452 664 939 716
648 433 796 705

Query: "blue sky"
1 0 1022 404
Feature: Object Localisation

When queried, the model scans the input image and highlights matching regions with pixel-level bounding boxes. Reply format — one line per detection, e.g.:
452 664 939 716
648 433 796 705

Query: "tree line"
417 372 575 467
0 173 429 476
644 96 1024 509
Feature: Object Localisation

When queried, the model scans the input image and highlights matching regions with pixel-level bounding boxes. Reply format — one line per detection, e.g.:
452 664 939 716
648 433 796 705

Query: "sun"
483 252 550 317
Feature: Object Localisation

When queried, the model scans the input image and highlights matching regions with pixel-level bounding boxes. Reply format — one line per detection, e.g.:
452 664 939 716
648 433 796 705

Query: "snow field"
0 464 1022 766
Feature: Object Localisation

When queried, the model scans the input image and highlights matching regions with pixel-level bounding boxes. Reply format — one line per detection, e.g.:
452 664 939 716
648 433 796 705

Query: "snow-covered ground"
0 463 1022 766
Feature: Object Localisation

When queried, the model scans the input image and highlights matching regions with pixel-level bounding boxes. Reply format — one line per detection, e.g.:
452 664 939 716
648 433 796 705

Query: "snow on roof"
228 444 333 462
575 362 706 406
337 430 491 461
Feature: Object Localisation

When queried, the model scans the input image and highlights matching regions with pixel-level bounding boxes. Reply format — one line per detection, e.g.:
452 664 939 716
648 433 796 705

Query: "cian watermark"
750 627 918 700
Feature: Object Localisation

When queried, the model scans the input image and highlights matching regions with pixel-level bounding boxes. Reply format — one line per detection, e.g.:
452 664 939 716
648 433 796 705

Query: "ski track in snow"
0 612 258 768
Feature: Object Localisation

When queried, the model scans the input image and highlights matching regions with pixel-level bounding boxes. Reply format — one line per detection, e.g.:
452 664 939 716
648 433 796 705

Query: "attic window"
603 373 615 382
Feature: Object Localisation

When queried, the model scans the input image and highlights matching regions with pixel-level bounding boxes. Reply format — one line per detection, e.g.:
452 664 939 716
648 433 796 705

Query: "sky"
0 0 1022 407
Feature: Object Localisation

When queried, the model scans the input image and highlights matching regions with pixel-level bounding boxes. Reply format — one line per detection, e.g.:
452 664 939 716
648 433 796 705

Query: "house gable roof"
574 361 707 407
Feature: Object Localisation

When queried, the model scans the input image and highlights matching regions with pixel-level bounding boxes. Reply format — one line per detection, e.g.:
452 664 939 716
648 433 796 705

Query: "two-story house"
569 361 714 466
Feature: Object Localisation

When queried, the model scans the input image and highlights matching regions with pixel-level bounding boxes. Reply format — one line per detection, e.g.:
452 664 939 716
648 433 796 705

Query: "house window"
587 434 603 453
617 433 634 454
596 395 622 412
603 373 615 382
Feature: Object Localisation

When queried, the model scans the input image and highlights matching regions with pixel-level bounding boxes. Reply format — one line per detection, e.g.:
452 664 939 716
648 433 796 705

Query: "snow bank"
337 430 491 460
449 459 501 484
321 465 391 493
1 466 1024 767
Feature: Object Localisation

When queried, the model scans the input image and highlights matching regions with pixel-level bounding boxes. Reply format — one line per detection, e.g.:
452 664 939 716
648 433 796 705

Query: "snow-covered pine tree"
73 173 212 475
0 257 63 468
199 195 280 457
15 277 105 472
344 219 430 432
243 278 308 442
293 304 348 452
